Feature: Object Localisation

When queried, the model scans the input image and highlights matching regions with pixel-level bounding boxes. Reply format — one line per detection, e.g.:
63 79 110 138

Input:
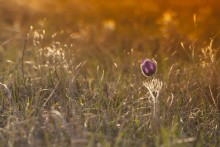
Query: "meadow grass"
0 1 220 147
0 26 219 147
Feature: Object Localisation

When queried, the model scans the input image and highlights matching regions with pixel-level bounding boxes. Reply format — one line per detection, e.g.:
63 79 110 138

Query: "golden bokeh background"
1 0 220 53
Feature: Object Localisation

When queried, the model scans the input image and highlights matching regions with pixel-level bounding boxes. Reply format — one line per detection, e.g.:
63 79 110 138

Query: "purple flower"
141 58 157 77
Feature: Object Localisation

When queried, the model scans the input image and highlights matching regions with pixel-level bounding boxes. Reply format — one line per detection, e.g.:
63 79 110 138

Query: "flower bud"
141 58 157 77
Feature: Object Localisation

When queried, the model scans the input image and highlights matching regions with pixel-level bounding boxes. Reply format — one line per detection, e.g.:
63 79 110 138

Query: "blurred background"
0 0 220 59
0 1 220 146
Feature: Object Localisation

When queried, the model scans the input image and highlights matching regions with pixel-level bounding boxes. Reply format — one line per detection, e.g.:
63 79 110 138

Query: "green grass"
0 1 220 146
0 26 219 147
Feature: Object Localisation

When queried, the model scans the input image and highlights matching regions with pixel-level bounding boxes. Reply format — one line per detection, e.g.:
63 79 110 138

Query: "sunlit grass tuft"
0 2 219 145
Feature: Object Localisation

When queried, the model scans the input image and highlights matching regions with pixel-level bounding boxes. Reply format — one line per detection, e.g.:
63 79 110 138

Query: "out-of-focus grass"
0 0 220 146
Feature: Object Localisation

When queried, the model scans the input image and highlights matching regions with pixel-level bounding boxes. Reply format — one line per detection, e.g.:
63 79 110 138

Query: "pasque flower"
141 59 162 131
141 58 157 77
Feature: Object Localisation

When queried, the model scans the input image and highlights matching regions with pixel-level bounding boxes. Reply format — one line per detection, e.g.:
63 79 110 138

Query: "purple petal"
141 58 157 77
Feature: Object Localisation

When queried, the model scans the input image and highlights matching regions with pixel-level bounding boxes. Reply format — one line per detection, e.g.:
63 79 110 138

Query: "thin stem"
22 39 28 87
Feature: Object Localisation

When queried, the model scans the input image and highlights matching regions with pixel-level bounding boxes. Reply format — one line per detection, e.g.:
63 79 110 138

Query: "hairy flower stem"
144 78 162 132
149 88 160 132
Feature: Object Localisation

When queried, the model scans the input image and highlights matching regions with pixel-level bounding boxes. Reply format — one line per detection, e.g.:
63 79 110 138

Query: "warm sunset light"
0 0 219 146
